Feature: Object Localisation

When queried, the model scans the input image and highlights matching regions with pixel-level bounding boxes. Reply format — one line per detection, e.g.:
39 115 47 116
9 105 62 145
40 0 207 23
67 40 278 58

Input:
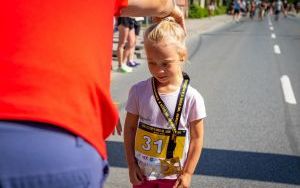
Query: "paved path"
185 15 233 37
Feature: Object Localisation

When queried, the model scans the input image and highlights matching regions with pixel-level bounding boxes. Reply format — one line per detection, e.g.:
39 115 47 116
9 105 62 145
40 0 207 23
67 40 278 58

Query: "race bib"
135 122 186 159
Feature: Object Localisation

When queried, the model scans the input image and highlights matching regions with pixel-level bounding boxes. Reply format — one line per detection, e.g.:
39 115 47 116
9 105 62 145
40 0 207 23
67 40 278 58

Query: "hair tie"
161 16 175 22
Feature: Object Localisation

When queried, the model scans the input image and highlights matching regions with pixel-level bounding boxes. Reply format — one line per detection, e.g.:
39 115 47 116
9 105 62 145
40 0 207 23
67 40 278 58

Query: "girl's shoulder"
186 85 205 101
132 78 151 88
186 85 200 95
130 78 152 93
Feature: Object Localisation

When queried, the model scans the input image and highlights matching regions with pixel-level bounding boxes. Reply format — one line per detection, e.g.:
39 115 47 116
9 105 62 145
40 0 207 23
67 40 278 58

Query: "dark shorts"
0 121 109 188
117 17 135 30
234 9 240 14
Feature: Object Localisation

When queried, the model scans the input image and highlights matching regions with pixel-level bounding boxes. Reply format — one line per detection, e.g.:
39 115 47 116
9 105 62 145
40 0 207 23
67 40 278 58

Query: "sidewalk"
288 12 300 18
185 14 232 38
112 14 233 70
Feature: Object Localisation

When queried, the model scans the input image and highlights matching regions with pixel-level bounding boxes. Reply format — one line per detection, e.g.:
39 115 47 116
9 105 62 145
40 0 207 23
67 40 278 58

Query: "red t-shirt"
0 0 127 159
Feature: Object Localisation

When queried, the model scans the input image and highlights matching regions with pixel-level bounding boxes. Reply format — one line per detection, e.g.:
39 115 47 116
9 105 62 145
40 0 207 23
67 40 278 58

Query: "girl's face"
145 40 184 85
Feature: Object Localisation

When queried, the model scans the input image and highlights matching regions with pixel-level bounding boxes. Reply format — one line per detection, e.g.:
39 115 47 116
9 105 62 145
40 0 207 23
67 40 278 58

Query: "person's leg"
117 24 129 68
0 121 108 188
232 9 236 20
123 28 136 67
275 10 280 20
128 21 141 67
128 32 137 66
234 10 238 21
284 8 287 17
117 23 133 73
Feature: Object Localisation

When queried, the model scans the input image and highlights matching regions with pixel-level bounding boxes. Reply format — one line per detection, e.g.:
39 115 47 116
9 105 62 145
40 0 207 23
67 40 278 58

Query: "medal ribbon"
152 72 190 158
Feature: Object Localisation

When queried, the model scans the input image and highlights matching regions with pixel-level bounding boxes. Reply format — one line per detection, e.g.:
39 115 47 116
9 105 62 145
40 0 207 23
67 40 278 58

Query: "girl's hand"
129 164 145 185
173 172 192 188
112 118 122 135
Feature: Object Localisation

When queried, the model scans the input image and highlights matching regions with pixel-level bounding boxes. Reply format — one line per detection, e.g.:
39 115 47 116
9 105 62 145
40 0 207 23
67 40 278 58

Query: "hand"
168 5 186 34
173 172 192 188
112 118 122 135
153 5 186 34
129 164 145 185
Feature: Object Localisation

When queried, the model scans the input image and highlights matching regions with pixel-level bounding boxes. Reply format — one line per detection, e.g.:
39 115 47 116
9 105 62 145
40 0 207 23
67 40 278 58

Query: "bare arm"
183 119 204 175
174 119 204 188
112 118 122 135
121 0 186 32
112 103 122 136
121 0 174 17
124 112 139 166
123 112 144 185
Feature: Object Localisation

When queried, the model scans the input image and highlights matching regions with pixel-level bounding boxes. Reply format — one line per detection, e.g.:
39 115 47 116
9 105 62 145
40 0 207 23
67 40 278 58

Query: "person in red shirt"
0 0 185 187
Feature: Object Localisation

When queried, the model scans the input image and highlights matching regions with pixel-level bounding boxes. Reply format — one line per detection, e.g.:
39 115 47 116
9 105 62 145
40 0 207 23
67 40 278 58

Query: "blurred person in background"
117 16 136 73
274 0 283 20
233 0 242 22
282 0 288 17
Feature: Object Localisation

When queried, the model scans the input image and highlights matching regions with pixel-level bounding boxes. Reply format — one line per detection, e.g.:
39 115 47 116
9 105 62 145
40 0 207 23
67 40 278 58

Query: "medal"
160 157 182 176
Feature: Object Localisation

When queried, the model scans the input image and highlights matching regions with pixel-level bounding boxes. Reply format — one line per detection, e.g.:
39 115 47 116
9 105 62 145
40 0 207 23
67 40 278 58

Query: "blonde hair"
144 17 187 60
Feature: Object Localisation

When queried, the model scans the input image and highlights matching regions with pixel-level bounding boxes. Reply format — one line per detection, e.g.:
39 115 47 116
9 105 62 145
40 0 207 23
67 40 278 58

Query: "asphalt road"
106 14 300 188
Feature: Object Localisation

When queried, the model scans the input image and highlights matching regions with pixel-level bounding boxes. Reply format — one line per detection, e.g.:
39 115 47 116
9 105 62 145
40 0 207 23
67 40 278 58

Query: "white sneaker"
118 64 133 73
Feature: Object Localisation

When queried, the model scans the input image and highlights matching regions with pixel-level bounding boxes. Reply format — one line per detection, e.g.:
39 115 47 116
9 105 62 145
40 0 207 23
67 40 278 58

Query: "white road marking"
270 26 274 31
280 75 297 104
274 45 281 54
271 33 276 39
268 17 272 25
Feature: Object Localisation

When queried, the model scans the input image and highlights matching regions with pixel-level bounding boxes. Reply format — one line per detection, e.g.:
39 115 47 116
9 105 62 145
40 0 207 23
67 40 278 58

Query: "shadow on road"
106 141 300 185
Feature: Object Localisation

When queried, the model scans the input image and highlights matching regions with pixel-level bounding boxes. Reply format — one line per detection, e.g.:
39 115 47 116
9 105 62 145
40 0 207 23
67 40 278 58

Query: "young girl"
124 17 206 188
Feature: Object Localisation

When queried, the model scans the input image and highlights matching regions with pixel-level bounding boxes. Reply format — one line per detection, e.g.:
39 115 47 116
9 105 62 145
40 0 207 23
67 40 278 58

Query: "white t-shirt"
275 1 282 11
126 78 206 180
